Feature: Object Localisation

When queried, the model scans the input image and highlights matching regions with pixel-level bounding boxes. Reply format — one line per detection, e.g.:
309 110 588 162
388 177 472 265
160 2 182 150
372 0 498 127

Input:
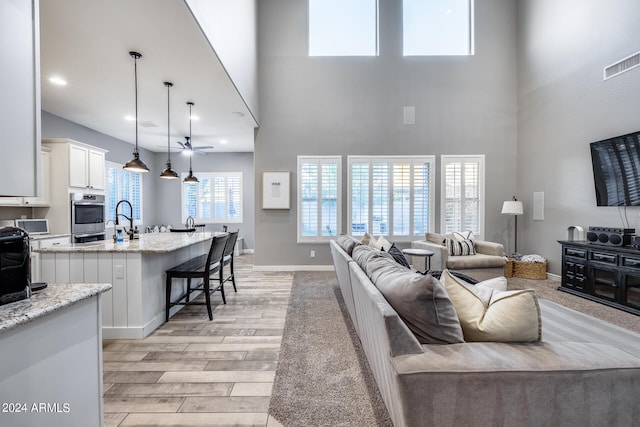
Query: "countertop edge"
0 283 112 334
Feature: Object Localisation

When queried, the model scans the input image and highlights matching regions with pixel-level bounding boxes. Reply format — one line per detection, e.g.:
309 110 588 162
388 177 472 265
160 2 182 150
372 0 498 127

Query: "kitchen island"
36 232 216 339
0 283 111 427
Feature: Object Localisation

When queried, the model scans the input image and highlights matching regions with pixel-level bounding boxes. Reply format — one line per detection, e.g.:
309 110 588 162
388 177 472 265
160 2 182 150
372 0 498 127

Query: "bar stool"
165 233 229 321
220 230 239 294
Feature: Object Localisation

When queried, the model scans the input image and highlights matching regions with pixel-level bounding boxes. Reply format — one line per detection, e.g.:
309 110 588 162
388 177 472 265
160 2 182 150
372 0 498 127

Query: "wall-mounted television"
590 131 640 206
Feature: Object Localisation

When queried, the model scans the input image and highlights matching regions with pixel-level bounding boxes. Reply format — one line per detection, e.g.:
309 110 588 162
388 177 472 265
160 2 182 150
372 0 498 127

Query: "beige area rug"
268 271 393 427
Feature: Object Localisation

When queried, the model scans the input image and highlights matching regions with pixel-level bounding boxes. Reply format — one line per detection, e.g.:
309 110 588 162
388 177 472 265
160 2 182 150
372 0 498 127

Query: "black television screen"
590 131 640 206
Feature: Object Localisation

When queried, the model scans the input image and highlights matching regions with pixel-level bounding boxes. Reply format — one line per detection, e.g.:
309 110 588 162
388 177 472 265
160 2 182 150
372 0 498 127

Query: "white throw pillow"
476 276 508 292
440 270 541 342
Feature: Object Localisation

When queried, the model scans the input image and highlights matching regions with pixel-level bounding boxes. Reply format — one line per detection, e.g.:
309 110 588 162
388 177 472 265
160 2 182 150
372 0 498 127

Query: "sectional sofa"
330 236 640 427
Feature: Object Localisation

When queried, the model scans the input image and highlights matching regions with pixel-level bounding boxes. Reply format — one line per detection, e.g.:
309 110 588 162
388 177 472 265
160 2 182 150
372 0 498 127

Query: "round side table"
402 248 435 272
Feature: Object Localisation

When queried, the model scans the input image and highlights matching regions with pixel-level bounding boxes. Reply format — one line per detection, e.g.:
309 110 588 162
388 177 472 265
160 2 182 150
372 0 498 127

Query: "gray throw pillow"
384 244 411 269
352 244 391 272
336 234 361 256
365 254 464 344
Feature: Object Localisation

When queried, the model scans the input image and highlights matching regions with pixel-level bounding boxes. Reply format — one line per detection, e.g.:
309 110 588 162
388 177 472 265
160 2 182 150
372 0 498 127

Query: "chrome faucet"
115 200 134 240
185 216 195 229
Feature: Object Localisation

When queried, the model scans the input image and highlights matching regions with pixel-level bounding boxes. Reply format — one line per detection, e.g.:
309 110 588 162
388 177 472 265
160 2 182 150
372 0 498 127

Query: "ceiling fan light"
123 152 150 173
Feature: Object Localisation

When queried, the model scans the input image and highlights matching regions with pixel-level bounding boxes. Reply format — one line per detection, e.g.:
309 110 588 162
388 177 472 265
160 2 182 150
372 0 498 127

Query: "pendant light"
183 102 199 183
160 82 179 179
123 51 150 173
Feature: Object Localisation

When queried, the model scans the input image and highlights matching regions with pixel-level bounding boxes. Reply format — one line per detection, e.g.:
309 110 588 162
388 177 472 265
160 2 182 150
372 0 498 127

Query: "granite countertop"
30 233 71 240
34 231 216 254
0 283 112 334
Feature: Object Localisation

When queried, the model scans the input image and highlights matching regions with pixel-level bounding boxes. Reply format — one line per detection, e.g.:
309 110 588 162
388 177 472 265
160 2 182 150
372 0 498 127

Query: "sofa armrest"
473 240 504 256
411 241 447 271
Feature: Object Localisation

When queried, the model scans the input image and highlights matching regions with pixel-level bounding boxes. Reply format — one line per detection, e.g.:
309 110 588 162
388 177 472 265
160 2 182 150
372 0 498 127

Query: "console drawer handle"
626 259 640 267
566 249 585 257
593 254 616 262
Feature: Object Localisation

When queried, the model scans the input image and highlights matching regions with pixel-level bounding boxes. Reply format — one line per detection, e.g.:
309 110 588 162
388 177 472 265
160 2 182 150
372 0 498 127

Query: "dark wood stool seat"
165 233 229 321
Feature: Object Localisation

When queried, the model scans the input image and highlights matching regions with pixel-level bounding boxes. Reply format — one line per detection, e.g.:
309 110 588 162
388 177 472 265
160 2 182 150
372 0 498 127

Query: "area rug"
268 271 392 427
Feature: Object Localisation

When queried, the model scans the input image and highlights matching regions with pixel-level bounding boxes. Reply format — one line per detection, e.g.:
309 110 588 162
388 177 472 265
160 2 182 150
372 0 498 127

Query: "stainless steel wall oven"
70 193 106 242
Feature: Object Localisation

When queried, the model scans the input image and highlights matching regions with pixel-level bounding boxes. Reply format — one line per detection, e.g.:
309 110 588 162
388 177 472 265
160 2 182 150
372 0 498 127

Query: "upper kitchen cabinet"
68 143 105 190
43 138 107 192
0 0 41 197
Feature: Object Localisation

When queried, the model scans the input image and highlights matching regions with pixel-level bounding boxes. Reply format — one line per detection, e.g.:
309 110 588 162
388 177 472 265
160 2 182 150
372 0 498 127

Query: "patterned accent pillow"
447 238 476 256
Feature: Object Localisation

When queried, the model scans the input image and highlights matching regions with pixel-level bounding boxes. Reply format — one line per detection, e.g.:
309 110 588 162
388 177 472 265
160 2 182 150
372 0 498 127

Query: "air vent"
604 51 640 80
138 121 157 128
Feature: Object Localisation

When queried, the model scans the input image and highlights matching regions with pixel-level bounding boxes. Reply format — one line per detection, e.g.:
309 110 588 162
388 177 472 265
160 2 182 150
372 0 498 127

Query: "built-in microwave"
70 193 106 242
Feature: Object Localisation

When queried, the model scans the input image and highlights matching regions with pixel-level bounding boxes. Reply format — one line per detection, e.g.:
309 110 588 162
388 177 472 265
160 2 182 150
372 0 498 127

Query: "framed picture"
262 171 290 209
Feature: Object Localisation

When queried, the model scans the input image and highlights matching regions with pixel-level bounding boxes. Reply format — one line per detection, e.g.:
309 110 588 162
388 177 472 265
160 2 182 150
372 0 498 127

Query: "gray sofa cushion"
364 253 464 344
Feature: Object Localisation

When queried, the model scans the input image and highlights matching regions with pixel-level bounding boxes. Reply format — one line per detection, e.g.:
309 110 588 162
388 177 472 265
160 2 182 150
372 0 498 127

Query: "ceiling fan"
177 136 214 155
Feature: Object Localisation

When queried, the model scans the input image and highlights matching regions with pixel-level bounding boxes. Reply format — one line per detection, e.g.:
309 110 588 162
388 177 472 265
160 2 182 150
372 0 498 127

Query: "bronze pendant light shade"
123 51 150 173
160 81 179 179
183 102 199 184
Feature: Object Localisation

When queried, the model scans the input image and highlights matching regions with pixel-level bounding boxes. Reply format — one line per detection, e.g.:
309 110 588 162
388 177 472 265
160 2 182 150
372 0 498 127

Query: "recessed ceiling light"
189 115 199 121
49 76 67 86
231 111 245 117
124 115 136 121
220 139 228 144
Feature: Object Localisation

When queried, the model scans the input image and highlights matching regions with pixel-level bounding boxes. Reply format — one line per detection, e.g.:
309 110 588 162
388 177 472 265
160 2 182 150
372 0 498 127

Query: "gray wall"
517 0 640 274
255 0 519 266
40 111 255 248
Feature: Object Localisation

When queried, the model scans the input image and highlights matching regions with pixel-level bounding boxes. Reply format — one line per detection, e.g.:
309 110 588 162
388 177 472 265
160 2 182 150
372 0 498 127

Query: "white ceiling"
39 0 257 153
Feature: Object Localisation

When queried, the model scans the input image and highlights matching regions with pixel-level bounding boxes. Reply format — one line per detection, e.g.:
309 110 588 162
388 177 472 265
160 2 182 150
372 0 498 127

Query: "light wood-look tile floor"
103 255 291 427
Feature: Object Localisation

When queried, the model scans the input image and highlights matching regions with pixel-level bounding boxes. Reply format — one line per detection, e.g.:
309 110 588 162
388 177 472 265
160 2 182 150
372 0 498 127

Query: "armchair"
412 232 507 281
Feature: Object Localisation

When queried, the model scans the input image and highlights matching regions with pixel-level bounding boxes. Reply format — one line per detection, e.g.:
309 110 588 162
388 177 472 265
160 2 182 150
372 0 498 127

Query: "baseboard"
546 272 561 280
253 264 335 272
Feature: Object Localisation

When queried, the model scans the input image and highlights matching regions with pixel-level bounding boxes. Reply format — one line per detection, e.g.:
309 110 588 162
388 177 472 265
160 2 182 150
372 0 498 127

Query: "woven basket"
513 260 547 280
503 259 514 278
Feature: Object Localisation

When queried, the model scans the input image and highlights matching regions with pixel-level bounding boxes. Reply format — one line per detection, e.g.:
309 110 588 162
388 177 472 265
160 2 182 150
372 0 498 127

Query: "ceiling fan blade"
177 141 186 149
195 145 215 150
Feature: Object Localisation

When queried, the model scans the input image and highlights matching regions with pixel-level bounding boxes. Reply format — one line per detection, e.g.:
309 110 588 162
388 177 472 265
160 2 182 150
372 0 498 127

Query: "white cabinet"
68 144 106 190
42 138 108 234
0 197 23 206
23 147 51 206
0 147 51 206
30 235 71 282
0 0 40 197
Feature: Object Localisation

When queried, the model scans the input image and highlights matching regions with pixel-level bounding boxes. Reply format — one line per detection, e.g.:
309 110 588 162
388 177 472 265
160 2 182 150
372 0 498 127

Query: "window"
182 172 242 223
348 156 435 240
308 0 378 56
106 162 143 225
441 155 484 238
298 156 342 242
403 0 474 56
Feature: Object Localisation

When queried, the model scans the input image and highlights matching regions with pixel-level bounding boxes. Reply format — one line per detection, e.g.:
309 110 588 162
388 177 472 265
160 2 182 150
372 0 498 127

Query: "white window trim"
106 161 144 227
181 172 243 224
347 155 436 241
440 154 485 239
297 156 343 243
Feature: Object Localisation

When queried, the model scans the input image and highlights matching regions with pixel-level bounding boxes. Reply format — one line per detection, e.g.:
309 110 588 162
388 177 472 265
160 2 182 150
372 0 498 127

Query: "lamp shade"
501 201 523 215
